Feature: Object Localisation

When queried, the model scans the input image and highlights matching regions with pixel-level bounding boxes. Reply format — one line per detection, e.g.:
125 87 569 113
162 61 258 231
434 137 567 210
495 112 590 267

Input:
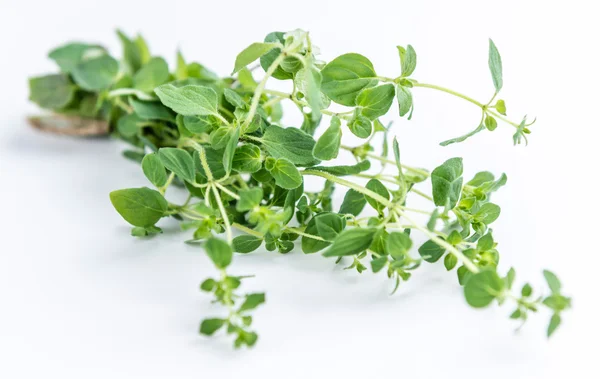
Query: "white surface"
0 0 598 377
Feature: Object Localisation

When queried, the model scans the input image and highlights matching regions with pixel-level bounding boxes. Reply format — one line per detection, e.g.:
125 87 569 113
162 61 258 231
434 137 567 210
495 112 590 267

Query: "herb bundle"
28 29 570 347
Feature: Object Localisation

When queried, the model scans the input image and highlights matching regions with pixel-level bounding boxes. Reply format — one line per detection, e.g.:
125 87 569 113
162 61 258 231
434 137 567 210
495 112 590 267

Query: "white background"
0 0 598 377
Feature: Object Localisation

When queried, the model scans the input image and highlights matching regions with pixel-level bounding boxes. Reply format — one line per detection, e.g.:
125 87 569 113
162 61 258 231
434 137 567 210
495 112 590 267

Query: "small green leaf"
232 144 262 173
475 203 501 224
356 84 395 120
130 99 174 122
547 313 561 337
158 148 196 183
142 153 167 188
205 237 233 269
28 74 75 109
397 45 417 77
347 112 372 138
200 318 225 336
266 157 303 189
386 232 412 260
371 256 388 273
521 283 533 297
109 187 168 227
232 42 279 74
322 228 377 257
396 85 413 117
223 88 247 109
239 293 266 312
444 254 458 271
431 157 463 208
313 116 342 160
484 115 498 131
236 187 263 212
339 189 367 216
365 179 390 214
133 57 170 93
314 213 345 241
320 53 378 106
260 32 292 80
439 123 486 146
543 270 561 294
48 42 106 72
310 160 371 176
418 240 446 263
464 269 505 308
232 235 263 253
477 231 495 251
295 65 323 121
260 125 318 166
488 39 503 92
71 55 119 91
495 99 507 115
155 84 219 116
223 126 241 174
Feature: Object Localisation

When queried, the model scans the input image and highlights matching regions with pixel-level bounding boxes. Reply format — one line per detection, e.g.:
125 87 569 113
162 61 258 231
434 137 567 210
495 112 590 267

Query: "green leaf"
315 213 345 241
28 74 75 109
356 84 395 120
142 153 167 188
347 112 372 138
109 187 168 227
239 293 266 312
320 53 378 106
295 65 323 121
464 269 505 308
260 125 318 166
117 113 142 137
521 283 533 297
158 147 196 183
484 115 498 131
444 254 458 271
48 42 106 72
154 84 219 116
431 157 463 208
396 85 413 117
301 213 334 254
313 116 342 160
418 240 446 263
477 231 495 251
323 228 377 257
495 99 507 115
199 318 225 336
397 45 417 77
387 232 413 260
339 189 367 216
232 235 263 253
475 203 501 224
232 144 262 173
260 32 292 80
71 55 119 91
365 179 390 214
488 39 503 92
117 30 142 74
133 57 170 93
543 270 561 293
371 256 388 273
130 99 175 122
205 237 233 269
210 127 231 150
236 187 263 212
223 88 247 109
232 42 279 74
310 160 371 177
265 157 303 189
223 126 241 174
439 123 486 146
547 313 561 337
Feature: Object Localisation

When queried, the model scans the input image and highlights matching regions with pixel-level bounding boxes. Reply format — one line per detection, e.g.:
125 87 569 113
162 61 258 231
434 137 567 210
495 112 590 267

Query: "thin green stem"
243 54 286 129
159 172 175 195
340 145 429 177
212 185 233 243
215 182 241 200
232 222 263 238
285 227 327 242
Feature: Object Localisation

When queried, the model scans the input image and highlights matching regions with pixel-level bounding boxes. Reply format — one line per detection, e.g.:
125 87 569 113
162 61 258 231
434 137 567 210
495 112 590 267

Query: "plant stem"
232 222 263 238
243 54 286 129
340 145 429 177
212 185 233 243
215 182 241 200
285 227 327 242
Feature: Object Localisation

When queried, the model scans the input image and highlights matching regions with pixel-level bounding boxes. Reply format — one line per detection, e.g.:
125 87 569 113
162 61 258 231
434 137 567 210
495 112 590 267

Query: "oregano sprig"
27 29 570 347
